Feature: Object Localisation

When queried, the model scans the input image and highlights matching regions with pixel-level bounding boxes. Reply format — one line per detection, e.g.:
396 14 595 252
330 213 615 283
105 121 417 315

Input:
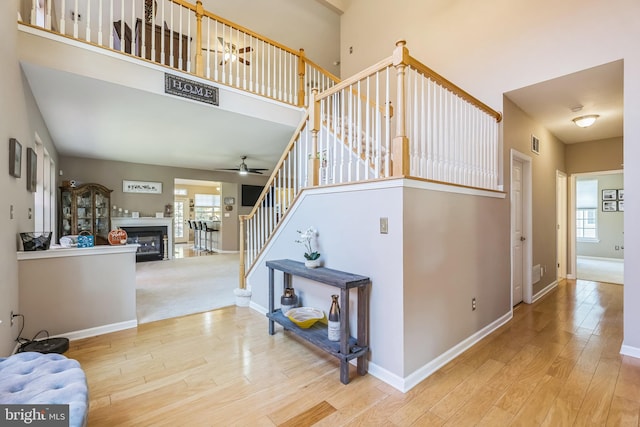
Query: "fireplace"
121 226 167 262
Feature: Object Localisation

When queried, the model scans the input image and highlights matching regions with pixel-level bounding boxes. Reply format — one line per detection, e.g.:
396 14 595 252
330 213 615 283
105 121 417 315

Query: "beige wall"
503 97 566 295
565 137 624 175
1 1 60 356
59 156 266 251
18 249 137 338
402 185 510 375
576 173 624 259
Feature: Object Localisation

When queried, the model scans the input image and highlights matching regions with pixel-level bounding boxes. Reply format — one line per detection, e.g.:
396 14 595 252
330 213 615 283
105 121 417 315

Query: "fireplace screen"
121 226 167 262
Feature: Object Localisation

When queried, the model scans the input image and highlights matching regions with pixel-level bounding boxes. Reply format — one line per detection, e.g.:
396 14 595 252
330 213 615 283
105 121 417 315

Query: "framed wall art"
123 180 163 194
618 201 624 212
618 189 624 200
602 189 617 201
602 200 617 212
26 147 37 192
9 138 22 178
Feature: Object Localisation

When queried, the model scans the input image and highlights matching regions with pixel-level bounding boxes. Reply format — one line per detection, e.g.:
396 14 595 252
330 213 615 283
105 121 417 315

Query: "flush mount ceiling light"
572 114 600 128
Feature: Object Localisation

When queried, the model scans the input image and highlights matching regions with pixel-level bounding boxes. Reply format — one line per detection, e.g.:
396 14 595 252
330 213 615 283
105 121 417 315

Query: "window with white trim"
576 179 598 242
34 142 56 236
194 193 220 221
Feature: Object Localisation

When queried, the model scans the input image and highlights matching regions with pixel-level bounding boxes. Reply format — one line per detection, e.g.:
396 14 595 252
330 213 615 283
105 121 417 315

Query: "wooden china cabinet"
59 183 113 245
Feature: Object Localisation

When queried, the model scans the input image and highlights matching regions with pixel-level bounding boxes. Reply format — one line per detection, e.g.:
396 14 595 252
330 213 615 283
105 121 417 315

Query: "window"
576 179 598 242
194 193 220 221
34 142 56 236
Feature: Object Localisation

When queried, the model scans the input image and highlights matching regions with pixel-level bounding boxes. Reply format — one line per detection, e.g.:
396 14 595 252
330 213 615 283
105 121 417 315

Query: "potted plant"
296 226 321 268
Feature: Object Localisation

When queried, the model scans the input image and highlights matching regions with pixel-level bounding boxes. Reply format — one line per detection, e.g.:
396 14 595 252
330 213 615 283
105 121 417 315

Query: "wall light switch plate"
380 217 388 234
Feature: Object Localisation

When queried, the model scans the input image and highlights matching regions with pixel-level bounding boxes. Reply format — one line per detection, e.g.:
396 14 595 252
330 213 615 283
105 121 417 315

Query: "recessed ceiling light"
572 114 599 128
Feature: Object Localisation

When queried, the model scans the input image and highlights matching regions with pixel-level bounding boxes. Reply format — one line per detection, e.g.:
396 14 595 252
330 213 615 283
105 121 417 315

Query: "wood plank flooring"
66 279 640 426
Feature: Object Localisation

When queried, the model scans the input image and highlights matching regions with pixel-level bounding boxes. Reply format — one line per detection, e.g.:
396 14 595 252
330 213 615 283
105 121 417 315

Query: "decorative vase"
304 258 321 268
280 287 298 314
328 294 340 341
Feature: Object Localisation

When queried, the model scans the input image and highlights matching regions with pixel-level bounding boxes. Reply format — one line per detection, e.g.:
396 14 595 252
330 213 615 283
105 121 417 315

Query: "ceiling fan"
201 37 252 66
216 156 268 175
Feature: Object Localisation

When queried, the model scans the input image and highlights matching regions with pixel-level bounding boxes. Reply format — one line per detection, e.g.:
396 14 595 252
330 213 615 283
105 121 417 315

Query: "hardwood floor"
66 279 640 426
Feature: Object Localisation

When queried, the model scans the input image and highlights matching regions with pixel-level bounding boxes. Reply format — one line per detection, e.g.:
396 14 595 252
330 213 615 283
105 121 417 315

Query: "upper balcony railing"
20 0 338 108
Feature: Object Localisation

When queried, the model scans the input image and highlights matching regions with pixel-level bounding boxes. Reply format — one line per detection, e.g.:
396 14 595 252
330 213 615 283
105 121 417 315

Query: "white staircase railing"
239 41 503 286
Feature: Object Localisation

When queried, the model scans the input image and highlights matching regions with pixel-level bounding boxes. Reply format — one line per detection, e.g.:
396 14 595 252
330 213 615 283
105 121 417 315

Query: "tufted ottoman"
0 352 88 427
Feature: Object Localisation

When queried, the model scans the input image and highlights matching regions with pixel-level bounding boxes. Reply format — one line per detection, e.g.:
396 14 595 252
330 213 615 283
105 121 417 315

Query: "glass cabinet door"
94 191 110 244
61 190 72 237
76 189 92 234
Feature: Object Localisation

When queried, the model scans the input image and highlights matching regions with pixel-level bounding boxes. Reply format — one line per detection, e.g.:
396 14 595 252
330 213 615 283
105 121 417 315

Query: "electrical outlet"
472 298 477 311
380 217 388 234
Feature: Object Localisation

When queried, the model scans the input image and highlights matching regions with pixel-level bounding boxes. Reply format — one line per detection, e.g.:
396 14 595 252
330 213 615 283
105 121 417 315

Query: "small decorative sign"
108 228 128 245
165 74 219 105
123 180 162 194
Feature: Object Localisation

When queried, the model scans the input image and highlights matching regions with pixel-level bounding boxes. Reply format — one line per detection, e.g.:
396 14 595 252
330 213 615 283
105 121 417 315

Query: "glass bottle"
328 294 340 341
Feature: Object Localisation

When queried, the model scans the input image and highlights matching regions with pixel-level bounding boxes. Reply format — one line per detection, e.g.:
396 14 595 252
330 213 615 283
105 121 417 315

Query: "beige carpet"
576 256 624 285
136 253 239 324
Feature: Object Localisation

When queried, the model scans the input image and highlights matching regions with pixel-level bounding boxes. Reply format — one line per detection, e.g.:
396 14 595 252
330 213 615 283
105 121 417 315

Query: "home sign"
165 74 219 106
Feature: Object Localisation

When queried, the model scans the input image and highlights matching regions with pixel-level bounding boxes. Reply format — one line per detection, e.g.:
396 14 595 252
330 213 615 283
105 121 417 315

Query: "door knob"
520 236 526 241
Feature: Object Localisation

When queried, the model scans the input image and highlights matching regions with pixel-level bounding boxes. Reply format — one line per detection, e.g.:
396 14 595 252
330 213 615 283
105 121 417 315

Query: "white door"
174 198 189 243
512 158 525 305
556 171 567 280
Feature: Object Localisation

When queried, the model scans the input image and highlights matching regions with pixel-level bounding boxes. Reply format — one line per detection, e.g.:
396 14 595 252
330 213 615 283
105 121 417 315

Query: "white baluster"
84 0 90 41
60 0 66 34
97 0 103 45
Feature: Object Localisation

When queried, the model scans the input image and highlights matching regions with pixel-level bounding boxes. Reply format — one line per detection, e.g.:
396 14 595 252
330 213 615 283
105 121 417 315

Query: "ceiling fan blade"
238 57 251 66
237 46 252 54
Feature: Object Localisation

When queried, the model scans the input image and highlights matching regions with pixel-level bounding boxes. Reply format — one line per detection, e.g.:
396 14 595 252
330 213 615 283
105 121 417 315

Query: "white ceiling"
21 60 299 174
505 60 623 144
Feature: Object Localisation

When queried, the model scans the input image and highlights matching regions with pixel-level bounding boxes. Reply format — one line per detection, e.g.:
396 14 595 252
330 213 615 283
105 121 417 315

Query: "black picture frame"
602 200 617 212
26 147 37 192
602 189 617 201
9 138 22 178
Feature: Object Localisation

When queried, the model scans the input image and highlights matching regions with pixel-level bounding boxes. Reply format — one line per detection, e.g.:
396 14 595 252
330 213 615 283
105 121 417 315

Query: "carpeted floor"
135 253 239 323
576 256 624 285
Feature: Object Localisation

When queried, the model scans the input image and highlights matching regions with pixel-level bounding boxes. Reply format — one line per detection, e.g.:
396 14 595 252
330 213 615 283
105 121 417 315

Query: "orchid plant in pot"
296 226 321 268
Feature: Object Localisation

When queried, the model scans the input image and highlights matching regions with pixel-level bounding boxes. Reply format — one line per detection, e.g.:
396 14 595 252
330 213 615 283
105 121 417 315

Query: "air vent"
531 134 540 155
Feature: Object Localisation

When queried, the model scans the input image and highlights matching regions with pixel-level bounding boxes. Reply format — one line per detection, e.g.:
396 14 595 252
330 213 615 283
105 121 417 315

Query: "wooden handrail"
315 56 394 101
245 110 310 219
406 56 502 122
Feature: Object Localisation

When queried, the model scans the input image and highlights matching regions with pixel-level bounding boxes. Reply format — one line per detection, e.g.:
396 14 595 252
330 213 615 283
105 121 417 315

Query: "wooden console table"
266 259 370 384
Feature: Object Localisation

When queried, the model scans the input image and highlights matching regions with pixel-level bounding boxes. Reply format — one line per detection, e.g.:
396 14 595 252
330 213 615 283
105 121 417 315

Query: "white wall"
341 0 640 355
247 179 509 390
247 182 406 379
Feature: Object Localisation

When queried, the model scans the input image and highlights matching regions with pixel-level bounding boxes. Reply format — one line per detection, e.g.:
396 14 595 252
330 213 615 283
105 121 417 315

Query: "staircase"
19 1 502 288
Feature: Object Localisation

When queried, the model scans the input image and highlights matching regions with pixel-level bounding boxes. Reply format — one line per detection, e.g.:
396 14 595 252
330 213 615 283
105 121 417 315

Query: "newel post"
298 48 306 107
392 40 410 177
308 89 320 187
238 215 247 289
194 1 204 77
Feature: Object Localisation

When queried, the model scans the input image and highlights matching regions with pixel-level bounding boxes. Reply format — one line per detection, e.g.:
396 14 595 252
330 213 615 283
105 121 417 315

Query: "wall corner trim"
620 344 640 359
532 280 559 303
401 311 513 393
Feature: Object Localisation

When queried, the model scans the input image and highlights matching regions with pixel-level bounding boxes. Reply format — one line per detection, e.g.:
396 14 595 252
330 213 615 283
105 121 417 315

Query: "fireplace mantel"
112 217 173 260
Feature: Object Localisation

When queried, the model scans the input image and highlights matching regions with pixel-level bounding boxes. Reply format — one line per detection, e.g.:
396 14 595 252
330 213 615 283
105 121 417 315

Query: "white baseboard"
10 320 138 354
620 344 640 359
399 311 512 392
532 280 558 303
249 301 268 315
61 320 138 341
567 274 576 280
578 255 624 262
